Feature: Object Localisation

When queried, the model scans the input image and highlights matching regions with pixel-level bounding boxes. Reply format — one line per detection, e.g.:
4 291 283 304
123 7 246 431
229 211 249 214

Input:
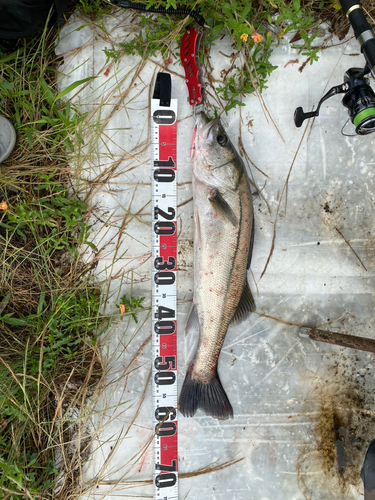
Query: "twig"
258 117 309 281
335 227 367 271
98 457 244 486
178 197 193 208
252 311 347 329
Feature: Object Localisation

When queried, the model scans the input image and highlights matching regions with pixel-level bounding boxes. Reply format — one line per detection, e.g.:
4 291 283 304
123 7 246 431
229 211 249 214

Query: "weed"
118 294 145 323
77 0 112 18
0 17 107 500
102 0 333 112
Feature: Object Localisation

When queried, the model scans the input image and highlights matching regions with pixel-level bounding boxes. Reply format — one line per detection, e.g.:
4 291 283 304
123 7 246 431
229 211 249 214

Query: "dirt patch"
319 183 345 234
177 239 194 271
297 353 375 499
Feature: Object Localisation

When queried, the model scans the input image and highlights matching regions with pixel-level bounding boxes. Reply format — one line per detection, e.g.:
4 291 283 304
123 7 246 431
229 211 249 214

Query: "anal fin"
185 303 199 335
231 280 256 325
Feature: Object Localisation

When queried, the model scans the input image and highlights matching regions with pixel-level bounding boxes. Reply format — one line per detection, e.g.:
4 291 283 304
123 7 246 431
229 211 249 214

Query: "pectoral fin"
208 189 237 226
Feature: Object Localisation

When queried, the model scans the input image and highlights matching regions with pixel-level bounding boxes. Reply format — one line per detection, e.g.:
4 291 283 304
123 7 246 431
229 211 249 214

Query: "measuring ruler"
151 74 178 500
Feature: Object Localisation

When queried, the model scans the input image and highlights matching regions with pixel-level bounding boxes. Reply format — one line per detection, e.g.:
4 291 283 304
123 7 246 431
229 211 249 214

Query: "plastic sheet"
55 10 375 500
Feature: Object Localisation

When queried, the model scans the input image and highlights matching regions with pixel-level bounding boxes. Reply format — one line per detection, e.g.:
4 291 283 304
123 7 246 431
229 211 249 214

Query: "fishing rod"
294 0 375 134
106 0 206 26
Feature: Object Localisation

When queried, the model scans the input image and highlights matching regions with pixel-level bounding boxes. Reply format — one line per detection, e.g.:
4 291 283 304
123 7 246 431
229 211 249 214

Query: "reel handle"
294 107 317 128
294 84 348 128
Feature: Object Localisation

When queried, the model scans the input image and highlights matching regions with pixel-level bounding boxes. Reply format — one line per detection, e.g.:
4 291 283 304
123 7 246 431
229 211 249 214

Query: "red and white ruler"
151 90 178 500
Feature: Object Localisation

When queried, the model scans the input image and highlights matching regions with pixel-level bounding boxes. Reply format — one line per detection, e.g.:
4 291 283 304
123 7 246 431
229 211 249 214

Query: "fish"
179 113 255 420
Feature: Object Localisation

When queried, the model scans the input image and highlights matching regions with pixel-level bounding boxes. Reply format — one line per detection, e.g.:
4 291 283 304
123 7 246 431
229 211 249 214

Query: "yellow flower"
240 33 248 43
251 31 263 44
119 304 126 316
0 201 8 210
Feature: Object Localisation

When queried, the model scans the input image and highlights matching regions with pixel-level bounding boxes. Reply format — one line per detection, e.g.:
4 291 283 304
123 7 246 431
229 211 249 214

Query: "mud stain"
320 183 345 233
177 239 193 271
297 353 375 499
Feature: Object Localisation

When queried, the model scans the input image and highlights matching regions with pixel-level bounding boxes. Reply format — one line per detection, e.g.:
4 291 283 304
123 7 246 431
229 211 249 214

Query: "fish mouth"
196 115 220 142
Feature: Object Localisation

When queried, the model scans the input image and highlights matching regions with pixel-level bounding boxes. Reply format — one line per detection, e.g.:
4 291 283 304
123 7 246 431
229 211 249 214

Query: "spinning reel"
294 67 375 134
294 0 375 134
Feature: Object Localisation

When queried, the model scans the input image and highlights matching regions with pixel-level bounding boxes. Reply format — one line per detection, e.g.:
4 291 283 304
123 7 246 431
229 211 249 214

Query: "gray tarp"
56 10 375 500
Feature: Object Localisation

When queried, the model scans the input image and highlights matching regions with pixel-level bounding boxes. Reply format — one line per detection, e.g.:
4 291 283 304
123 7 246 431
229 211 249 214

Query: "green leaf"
55 76 97 102
0 315 28 326
37 289 45 316
39 76 54 107
211 23 225 36
0 292 12 313
26 128 33 149
84 241 98 252
0 78 13 92
239 3 253 22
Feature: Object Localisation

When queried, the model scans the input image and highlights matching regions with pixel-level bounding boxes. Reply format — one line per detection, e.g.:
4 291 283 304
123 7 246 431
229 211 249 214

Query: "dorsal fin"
247 215 255 269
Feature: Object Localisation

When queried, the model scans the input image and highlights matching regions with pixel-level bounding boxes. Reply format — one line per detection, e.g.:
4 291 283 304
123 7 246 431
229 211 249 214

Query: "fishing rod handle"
339 0 375 77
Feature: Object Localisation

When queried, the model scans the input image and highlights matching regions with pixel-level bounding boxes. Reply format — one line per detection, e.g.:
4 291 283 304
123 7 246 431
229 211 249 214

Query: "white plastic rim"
0 116 16 163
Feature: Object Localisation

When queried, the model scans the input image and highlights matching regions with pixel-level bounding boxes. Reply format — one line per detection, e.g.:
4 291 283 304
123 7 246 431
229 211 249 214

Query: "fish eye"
217 134 228 146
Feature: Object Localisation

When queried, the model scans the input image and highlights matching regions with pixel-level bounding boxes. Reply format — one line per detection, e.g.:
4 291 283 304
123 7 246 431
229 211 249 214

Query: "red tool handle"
180 28 203 106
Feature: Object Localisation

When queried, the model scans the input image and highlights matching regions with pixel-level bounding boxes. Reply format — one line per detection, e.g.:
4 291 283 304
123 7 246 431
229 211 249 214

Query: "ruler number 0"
153 110 176 125
154 257 175 271
155 472 177 488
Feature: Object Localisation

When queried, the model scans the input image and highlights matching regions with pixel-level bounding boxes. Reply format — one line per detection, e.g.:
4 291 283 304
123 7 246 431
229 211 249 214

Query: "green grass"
0 9 152 495
100 0 348 113
0 19 108 500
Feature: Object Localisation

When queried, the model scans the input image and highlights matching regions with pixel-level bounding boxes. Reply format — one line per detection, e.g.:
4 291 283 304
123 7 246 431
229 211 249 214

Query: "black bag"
0 0 72 51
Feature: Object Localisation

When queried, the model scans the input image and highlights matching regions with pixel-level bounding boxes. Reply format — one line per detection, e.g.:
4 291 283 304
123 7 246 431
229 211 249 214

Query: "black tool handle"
339 0 375 76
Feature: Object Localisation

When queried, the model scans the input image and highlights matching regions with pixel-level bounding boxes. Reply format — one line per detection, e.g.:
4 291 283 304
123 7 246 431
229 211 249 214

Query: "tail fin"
179 365 233 420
